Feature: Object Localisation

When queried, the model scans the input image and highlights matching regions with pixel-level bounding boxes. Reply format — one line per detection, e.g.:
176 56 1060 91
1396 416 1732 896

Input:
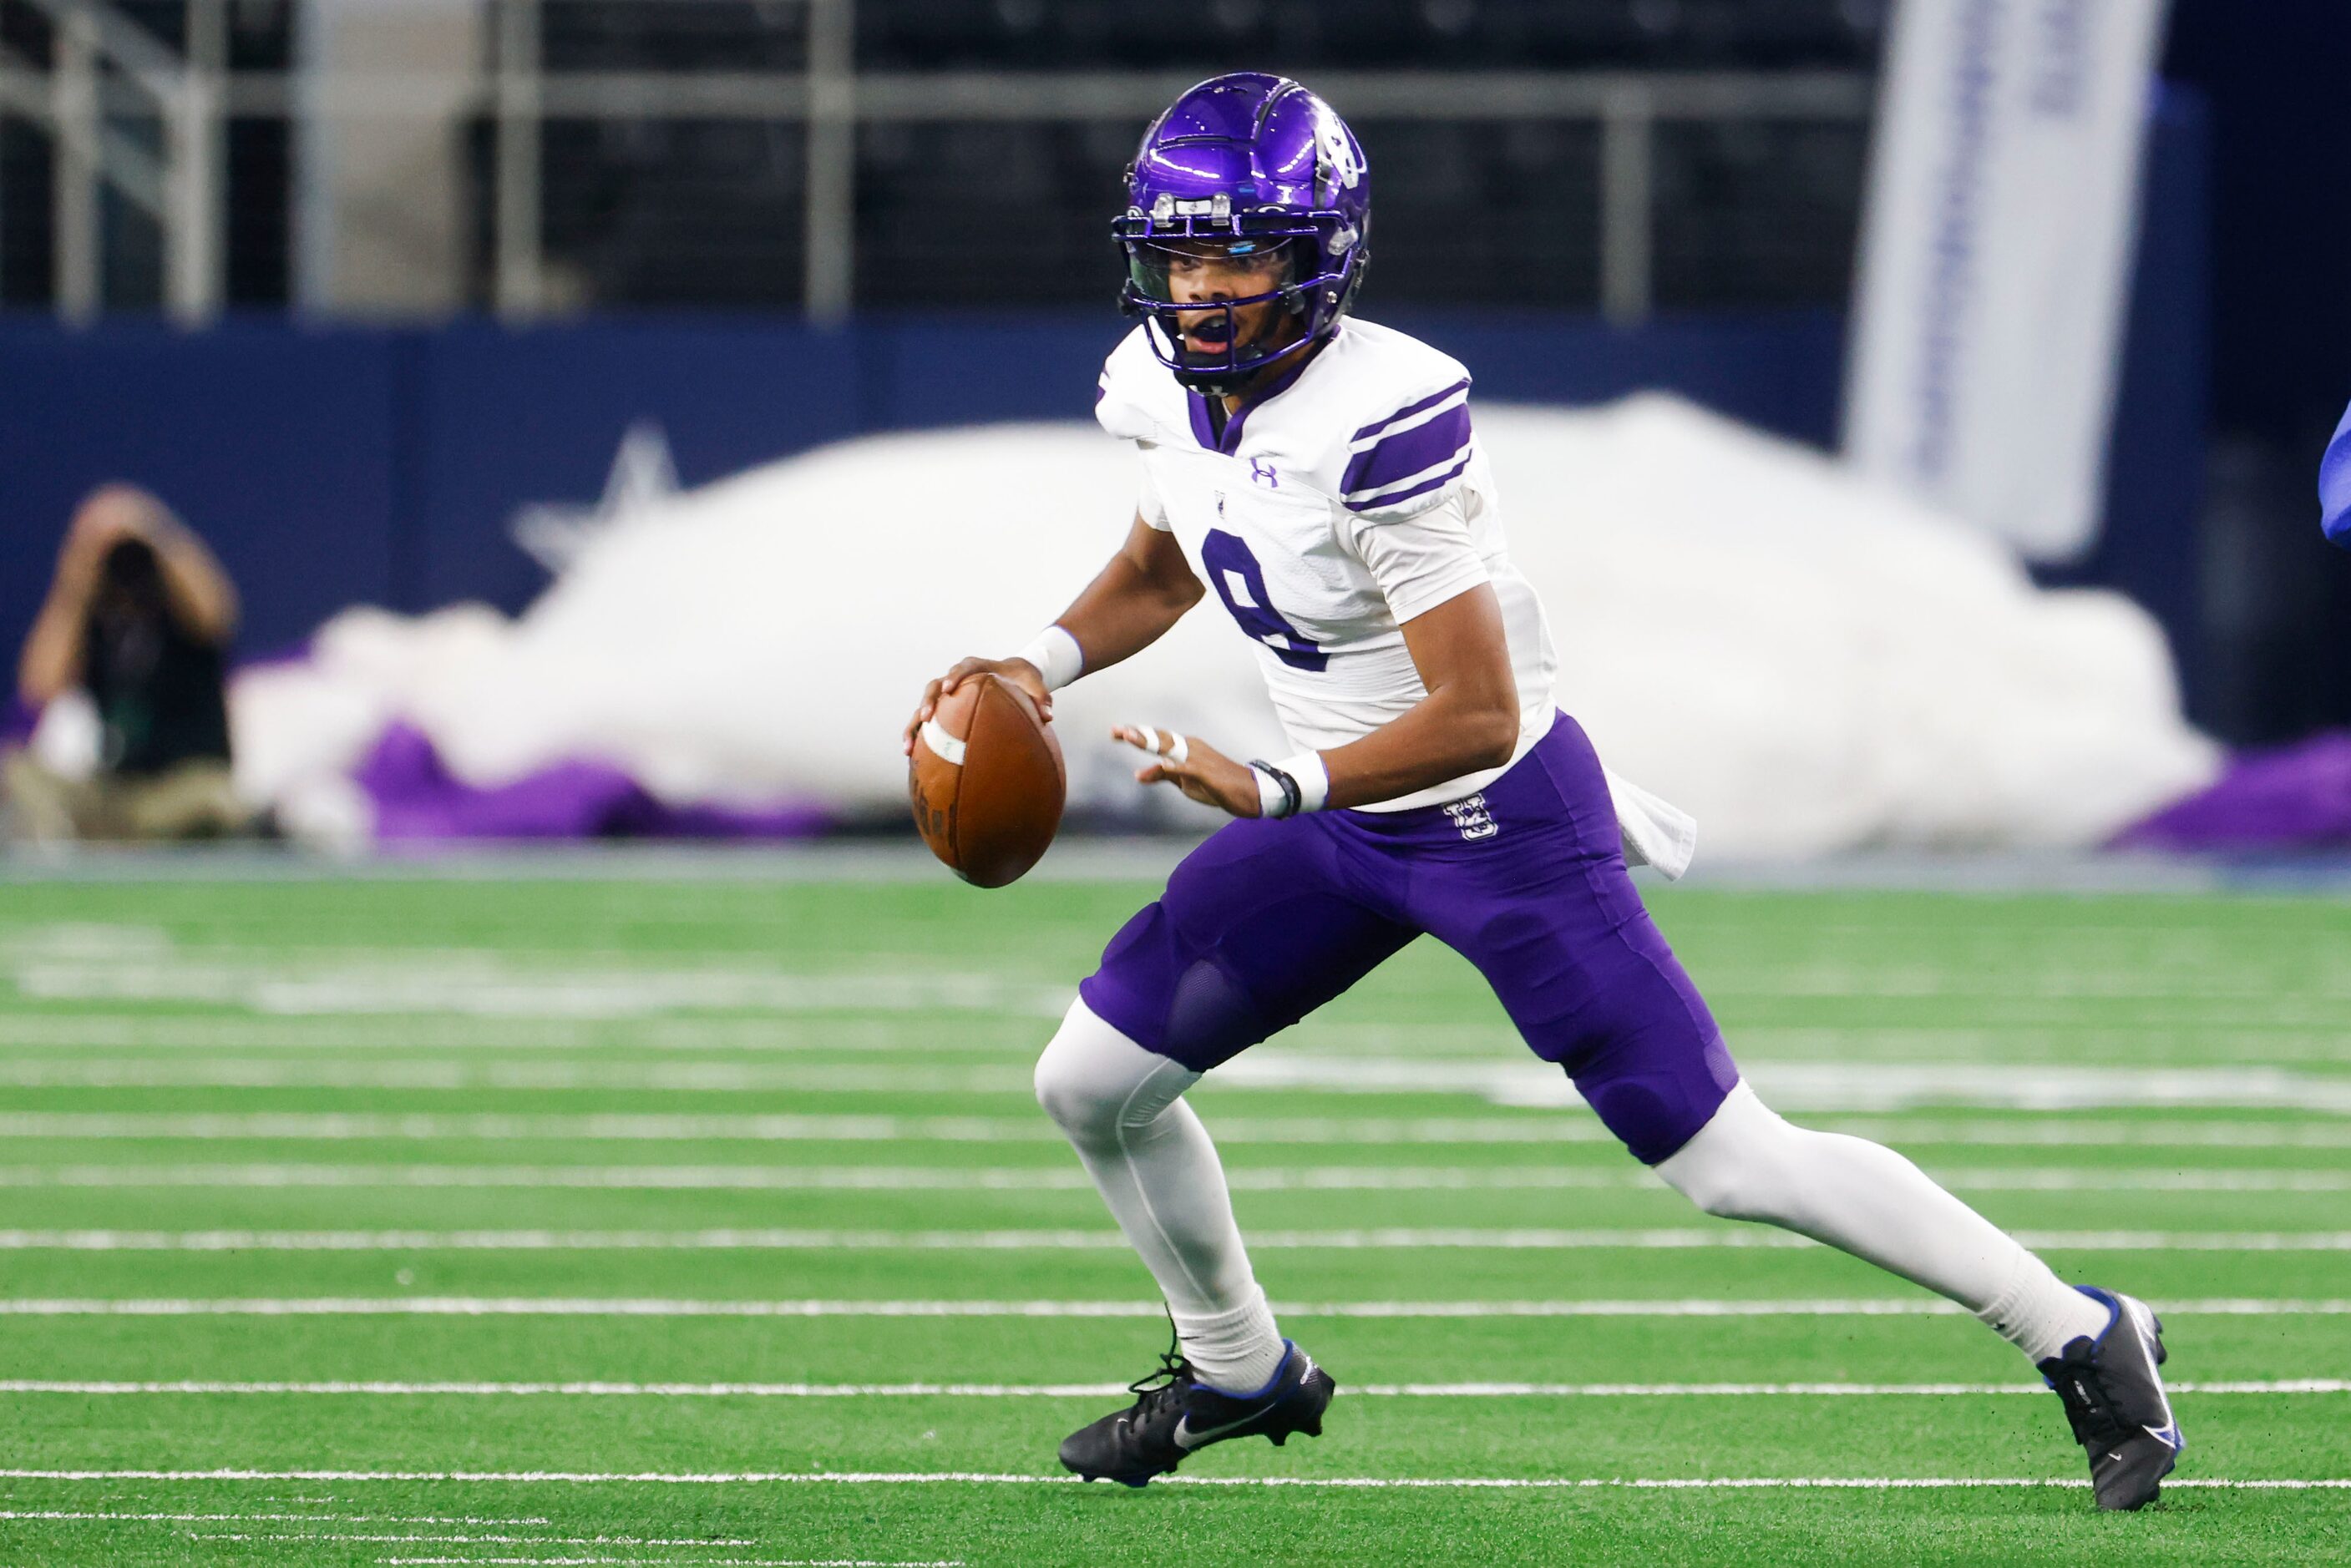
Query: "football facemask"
1122 237 1313 385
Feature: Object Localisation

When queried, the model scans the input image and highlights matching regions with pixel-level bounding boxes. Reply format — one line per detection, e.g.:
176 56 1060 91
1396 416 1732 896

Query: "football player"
903 73 2181 1508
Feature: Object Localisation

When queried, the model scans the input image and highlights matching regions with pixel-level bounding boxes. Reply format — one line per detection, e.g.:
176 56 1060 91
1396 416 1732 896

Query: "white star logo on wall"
508 420 681 574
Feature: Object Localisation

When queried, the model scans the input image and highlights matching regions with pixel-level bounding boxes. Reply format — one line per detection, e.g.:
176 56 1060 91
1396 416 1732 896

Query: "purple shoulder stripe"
1342 450 1474 514
1342 401 1473 500
1350 376 1472 443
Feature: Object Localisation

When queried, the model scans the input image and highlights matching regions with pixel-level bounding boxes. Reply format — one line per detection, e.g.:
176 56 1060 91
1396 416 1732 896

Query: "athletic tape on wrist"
1249 761 1302 820
1274 750 1330 813
1012 625 1085 691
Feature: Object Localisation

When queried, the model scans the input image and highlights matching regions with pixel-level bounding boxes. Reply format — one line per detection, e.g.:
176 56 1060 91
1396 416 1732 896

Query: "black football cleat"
2037 1286 2185 1511
1058 1336 1335 1487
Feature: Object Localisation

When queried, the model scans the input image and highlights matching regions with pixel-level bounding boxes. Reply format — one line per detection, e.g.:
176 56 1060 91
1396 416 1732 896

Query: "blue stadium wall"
0 91 2206 691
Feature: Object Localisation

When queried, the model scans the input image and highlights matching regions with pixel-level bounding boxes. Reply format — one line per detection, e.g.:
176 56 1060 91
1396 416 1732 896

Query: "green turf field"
0 867 2344 1565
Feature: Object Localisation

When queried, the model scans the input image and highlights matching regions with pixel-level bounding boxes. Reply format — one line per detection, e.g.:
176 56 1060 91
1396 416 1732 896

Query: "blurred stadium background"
0 6 2348 1564
0 0 2345 857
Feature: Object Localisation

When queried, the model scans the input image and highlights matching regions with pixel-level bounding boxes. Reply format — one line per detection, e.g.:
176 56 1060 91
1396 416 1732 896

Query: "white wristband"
1012 625 1085 691
1274 751 1330 813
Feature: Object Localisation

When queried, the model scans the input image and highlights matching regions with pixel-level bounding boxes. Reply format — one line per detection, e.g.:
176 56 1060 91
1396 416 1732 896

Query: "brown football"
909 674 1067 888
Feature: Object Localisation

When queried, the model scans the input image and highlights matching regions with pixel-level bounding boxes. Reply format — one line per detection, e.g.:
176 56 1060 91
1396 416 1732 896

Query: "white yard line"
0 1164 1113 1192
0 1014 1027 1054
7 1055 2351 1115
0 1467 2342 1491
1 934 1076 1020
3 1012 2343 1065
372 1560 957 1567
0 1113 1074 1142
0 1510 556 1525
1922 1168 2351 1191
1 1378 2338 1398
370 1560 954 1567
1222 1054 2351 1115
184 1532 757 1546
0 1296 2338 1318
0 1110 2342 1147
0 1162 2338 1192
0 1061 1036 1093
0 1227 2342 1252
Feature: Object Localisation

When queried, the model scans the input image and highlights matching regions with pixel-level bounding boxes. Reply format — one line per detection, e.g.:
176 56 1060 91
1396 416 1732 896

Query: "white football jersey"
1096 316 1559 812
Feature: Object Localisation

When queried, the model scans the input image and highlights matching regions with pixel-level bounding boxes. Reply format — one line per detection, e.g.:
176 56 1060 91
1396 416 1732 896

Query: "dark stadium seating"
0 0 1879 315
529 0 1874 311
851 0 1882 71
542 118 810 310
544 0 809 72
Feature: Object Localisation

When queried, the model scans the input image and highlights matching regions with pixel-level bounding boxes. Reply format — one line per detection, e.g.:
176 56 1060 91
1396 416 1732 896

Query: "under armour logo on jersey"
1443 794 1497 841
1250 457 1279 488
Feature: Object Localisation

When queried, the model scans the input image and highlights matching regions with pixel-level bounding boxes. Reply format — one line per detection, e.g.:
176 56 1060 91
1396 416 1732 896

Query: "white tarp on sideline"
234 397 2220 858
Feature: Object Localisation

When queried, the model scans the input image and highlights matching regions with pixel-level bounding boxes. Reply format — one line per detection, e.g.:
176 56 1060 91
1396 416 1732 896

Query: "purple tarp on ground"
354 723 834 842
2110 731 2351 852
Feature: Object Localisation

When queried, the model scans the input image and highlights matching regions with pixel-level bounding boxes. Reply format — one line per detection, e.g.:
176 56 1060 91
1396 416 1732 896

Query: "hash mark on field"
0 1296 2338 1318
2 1467 2344 1491
0 1227 2342 1252
4 1378 2339 1398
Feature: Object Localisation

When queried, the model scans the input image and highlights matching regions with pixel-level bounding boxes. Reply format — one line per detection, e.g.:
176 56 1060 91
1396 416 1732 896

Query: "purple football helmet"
1114 73 1371 396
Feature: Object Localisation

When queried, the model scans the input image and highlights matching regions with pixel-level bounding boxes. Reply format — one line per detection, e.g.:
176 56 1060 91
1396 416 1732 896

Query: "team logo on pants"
1443 794 1497 841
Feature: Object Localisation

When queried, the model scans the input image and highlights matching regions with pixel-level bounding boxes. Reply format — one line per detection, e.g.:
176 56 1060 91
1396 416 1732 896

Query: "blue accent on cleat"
2038 1287 2184 1510
1058 1333 1336 1486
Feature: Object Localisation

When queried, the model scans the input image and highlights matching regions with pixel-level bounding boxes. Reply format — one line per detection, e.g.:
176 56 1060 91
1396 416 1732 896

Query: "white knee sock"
1655 1082 2110 1363
1034 1000 1287 1392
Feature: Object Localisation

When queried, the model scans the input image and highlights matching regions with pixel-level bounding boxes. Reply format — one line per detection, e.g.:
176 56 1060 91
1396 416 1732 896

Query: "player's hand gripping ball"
904 663 1066 888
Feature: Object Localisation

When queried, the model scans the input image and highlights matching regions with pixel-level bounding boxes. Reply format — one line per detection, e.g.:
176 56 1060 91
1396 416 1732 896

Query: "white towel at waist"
1604 767 1698 882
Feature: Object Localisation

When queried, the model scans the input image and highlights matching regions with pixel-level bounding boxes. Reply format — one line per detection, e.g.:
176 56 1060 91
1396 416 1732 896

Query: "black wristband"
1249 760 1303 820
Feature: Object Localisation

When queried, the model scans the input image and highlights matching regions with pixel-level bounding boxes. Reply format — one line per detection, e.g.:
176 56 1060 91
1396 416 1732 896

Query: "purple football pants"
1078 712 1739 1165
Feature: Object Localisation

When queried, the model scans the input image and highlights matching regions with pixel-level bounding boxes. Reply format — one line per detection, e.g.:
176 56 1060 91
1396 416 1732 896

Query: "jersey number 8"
1201 530 1327 673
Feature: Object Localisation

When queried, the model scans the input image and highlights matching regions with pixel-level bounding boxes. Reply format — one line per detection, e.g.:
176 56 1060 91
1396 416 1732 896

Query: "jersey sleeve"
1097 330 1175 530
1337 374 1477 524
1135 462 1171 531
2323 400 2351 548
1094 327 1163 447
1347 492 1492 624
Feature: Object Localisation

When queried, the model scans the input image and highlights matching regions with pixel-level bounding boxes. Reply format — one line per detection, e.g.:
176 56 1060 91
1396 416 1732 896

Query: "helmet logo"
1315 119 1363 192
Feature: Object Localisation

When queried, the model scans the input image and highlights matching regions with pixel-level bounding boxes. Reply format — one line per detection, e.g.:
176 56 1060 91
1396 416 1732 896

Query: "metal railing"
0 0 1873 327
